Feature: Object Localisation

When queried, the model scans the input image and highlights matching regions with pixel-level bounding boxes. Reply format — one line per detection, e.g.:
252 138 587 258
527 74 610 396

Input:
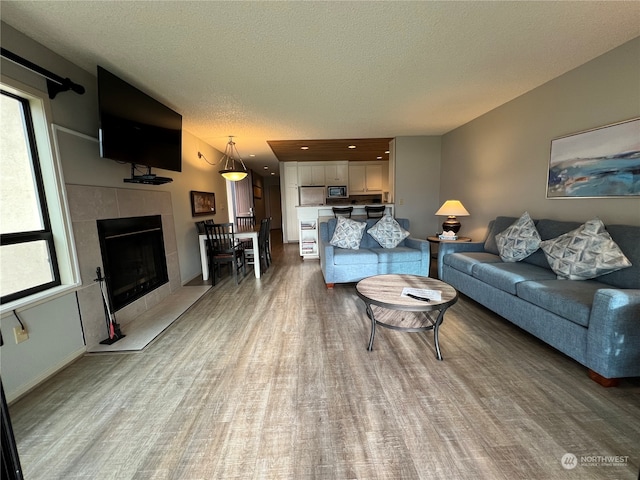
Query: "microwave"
327 185 348 198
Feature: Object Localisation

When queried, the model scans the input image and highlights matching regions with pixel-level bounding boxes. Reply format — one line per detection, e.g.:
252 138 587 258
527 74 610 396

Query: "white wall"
441 38 640 242
394 136 441 239
1 294 85 401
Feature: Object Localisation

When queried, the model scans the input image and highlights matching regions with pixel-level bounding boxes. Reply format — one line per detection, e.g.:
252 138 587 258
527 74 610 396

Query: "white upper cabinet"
349 164 366 193
298 164 326 186
283 162 299 188
324 162 349 185
282 162 300 242
349 162 385 194
365 164 383 191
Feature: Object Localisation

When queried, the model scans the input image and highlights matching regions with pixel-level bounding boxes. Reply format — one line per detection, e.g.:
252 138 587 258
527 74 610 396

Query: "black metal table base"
365 303 447 360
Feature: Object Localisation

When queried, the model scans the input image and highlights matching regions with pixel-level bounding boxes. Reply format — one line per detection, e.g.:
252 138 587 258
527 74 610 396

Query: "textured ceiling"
2 1 639 176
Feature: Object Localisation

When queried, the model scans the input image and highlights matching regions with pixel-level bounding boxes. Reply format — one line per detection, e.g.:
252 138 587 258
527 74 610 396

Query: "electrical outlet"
13 327 29 344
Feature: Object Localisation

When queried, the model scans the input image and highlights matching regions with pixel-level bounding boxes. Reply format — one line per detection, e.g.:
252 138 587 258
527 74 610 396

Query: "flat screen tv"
97 66 182 178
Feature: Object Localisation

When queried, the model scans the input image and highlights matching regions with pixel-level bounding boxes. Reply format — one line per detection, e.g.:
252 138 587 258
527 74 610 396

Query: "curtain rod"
1 47 85 99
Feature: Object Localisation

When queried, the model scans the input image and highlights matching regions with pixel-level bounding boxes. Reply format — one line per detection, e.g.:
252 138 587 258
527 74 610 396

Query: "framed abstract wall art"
190 190 216 216
546 117 640 198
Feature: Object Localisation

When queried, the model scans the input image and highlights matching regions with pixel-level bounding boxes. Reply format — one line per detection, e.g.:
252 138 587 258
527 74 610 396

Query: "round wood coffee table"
355 274 458 360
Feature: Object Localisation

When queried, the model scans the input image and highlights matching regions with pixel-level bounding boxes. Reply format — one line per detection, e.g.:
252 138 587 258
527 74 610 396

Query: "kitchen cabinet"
298 164 325 186
349 165 366 193
349 163 384 194
366 164 383 191
324 162 349 185
282 159 390 243
282 162 299 242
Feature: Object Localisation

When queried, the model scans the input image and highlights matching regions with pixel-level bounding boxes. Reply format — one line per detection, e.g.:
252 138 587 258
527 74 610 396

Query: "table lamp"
435 200 470 234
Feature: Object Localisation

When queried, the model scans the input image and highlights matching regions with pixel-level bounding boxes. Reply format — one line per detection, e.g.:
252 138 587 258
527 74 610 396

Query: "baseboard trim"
7 347 86 404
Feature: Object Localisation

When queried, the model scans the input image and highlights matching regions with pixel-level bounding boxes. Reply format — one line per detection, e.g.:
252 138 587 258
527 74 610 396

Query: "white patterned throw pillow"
495 211 541 262
330 216 366 249
540 218 632 280
367 215 410 248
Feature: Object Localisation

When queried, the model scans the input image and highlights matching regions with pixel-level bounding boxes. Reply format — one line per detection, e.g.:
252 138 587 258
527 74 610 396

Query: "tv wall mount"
124 164 173 185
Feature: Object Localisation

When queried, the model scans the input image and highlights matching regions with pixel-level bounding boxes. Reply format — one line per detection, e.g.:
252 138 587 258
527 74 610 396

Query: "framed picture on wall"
190 191 216 216
547 117 640 198
253 185 263 199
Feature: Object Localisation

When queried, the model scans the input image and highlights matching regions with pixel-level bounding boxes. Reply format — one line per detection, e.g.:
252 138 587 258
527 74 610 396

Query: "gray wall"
394 136 442 239
441 38 640 242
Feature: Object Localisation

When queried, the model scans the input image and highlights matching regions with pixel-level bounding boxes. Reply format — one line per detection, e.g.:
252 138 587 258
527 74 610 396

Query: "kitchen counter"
297 203 393 210
322 203 393 218
316 203 393 207
296 204 395 259
297 204 394 218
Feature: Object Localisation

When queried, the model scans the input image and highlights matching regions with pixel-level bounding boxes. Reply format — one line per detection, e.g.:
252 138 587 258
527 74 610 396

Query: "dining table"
198 226 263 280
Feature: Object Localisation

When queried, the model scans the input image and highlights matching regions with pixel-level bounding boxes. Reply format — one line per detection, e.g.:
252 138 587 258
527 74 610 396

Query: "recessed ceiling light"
301 146 309 150
385 150 390 154
263 166 269 170
249 154 255 157
377 156 382 159
348 145 356 149
270 172 275 175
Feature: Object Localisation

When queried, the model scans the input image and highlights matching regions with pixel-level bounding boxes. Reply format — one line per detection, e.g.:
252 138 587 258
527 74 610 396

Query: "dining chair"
195 219 214 234
258 218 270 270
264 217 272 267
204 222 246 285
332 207 353 218
235 215 255 250
365 205 386 218
246 218 271 271
236 215 255 229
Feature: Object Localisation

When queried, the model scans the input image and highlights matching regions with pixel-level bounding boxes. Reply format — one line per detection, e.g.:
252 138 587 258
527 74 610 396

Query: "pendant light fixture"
218 136 248 181
198 136 248 182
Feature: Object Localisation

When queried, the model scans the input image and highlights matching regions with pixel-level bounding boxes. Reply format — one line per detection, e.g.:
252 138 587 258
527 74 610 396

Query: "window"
0 80 79 310
232 171 254 218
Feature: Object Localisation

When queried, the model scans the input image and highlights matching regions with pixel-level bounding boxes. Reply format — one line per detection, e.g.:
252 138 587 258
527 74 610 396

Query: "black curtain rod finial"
46 78 85 99
1 47 85 99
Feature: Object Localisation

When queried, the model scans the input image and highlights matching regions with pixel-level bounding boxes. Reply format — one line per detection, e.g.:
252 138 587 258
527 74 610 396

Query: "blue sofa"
439 216 640 386
319 218 430 287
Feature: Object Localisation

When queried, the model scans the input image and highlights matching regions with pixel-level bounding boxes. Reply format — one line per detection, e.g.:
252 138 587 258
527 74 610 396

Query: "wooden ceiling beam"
267 138 393 163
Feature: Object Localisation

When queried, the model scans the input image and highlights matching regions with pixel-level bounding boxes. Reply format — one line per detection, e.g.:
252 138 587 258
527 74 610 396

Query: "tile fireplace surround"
66 185 181 349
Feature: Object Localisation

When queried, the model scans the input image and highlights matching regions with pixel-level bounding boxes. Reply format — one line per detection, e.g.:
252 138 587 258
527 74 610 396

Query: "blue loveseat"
439 216 640 386
319 218 430 287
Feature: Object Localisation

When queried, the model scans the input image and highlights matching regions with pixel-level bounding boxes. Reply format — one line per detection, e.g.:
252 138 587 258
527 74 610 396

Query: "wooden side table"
427 236 472 242
426 236 472 278
426 236 472 257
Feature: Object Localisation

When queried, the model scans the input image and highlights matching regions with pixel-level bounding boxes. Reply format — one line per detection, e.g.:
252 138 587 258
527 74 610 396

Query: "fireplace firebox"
97 215 168 312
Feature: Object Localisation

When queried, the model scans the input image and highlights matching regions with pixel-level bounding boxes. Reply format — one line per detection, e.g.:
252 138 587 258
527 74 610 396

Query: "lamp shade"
435 200 469 217
220 169 248 181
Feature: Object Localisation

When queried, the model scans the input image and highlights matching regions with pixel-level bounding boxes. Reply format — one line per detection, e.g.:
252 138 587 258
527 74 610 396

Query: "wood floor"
9 235 640 479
